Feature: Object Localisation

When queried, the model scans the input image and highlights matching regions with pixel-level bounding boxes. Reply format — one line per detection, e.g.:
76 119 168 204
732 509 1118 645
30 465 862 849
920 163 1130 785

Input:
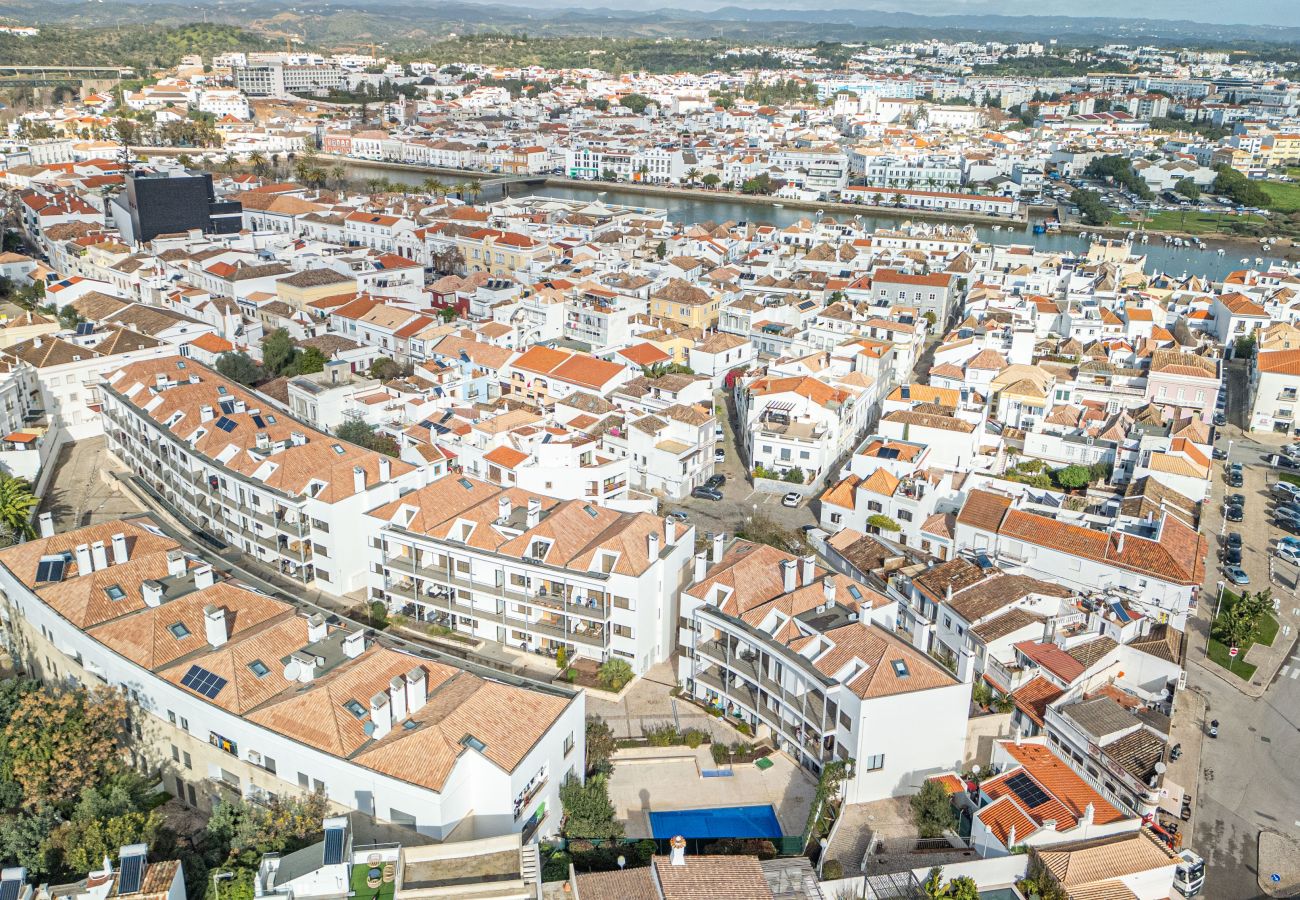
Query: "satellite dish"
1155 761 1167 774
283 659 301 681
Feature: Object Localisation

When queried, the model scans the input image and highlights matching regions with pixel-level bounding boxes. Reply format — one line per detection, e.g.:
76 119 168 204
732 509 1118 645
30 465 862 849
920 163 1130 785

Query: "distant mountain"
15 0 1300 47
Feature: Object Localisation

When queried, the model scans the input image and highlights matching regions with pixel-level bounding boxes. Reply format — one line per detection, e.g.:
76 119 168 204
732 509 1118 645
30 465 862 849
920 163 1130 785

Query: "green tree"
910 779 957 839
0 805 60 875
701 173 720 188
2 686 127 809
1052 464 1092 490
261 328 298 376
54 809 161 874
1235 332 1257 359
585 716 617 777
286 346 326 376
215 351 262 386
655 240 667 260
619 93 650 114
336 419 378 448
597 658 633 692
1175 178 1201 201
559 773 622 839
0 474 39 543
369 357 402 381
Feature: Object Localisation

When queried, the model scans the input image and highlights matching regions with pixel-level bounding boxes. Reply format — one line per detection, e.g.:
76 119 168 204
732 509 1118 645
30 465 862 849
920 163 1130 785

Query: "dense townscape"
1 20 1300 900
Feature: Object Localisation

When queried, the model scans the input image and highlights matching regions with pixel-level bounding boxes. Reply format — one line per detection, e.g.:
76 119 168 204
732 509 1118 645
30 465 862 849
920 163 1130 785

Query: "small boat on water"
773 202 784 208
1217 248 1225 255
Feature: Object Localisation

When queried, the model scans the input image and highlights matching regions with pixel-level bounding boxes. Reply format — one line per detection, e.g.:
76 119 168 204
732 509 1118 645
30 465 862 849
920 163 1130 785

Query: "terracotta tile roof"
985 741 1126 832
1015 640 1088 684
1011 676 1064 727
483 445 529 469
978 794 1039 847
956 489 1012 533
574 868 656 899
652 855 774 899
1037 828 1177 889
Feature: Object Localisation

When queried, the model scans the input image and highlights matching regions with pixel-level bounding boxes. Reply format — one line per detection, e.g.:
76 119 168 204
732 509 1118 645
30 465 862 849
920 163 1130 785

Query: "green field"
1262 179 1300 213
1116 210 1270 235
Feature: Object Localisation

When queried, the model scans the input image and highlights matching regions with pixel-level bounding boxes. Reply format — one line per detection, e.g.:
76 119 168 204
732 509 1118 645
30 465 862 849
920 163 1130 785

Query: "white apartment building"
0 517 583 842
677 539 970 802
368 475 695 675
100 356 429 595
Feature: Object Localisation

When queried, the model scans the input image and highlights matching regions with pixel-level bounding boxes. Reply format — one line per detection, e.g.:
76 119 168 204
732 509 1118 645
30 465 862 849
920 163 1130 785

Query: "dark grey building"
110 170 243 244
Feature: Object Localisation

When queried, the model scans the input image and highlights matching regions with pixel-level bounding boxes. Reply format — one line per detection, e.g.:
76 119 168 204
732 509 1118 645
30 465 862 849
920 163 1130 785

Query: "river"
342 162 1281 281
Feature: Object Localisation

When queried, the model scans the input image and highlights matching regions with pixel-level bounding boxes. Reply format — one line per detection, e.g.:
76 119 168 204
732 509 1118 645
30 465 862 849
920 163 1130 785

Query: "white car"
1277 545 1300 564
782 492 801 508
714 448 725 463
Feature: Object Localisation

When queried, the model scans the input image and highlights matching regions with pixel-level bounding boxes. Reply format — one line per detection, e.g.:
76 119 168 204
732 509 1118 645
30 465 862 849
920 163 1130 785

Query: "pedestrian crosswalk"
1281 666 1300 679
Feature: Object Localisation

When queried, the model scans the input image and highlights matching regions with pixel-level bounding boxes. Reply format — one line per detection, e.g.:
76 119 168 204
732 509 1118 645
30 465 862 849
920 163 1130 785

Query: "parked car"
691 486 723 501
1224 547 1242 566
705 474 726 490
1213 447 1228 460
1213 412 1227 427
1282 444 1300 459
1273 482 1300 499
1227 472 1244 488
714 448 725 463
1276 516 1300 535
714 426 724 443
1226 504 1244 522
1269 454 1300 471
1226 493 1246 508
1225 565 1250 585
1226 532 1243 552
1275 502 1300 520
1279 535 1300 552
665 511 688 525
1275 546 1300 564
782 492 802 508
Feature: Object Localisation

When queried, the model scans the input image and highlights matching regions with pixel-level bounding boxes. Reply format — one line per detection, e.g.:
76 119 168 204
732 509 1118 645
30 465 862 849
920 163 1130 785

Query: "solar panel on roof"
975 553 993 570
878 447 899 459
1110 601 1133 624
251 415 265 428
35 558 66 583
219 399 237 414
117 853 144 894
75 322 94 335
214 416 237 433
180 664 227 699
1 879 21 900
322 825 346 866
1005 771 1049 809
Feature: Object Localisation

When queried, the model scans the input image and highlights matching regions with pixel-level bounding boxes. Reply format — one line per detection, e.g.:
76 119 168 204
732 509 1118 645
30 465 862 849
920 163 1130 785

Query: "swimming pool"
649 804 783 840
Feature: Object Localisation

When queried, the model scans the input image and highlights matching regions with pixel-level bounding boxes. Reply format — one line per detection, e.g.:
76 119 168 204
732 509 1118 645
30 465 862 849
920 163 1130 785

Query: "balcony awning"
2 432 37 444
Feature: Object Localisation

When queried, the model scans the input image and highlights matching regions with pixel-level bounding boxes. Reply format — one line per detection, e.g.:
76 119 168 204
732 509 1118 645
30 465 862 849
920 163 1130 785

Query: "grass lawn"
1280 472 1300 488
1206 588 1279 680
1114 210 1269 235
1262 180 1300 213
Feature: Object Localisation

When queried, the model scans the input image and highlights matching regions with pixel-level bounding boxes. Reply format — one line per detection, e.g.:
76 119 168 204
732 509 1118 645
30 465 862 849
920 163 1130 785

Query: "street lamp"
1215 580 1225 619
212 871 233 900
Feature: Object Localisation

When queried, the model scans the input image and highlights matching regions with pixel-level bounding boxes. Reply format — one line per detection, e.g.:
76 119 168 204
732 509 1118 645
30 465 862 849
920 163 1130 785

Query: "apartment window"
613 624 633 639
262 755 277 775
298 772 310 789
168 710 177 725
312 778 325 794
389 808 418 828
312 543 328 558
183 751 192 769
839 711 852 731
943 616 952 629
898 510 913 522
867 501 883 512
830 513 842 525
564 732 575 757
863 754 885 771
613 596 632 610
171 744 180 762
174 776 185 802
180 716 189 731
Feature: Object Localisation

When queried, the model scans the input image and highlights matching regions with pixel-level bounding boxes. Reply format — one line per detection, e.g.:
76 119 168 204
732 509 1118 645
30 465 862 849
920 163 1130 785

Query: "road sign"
1272 874 1281 884
1229 646 1239 657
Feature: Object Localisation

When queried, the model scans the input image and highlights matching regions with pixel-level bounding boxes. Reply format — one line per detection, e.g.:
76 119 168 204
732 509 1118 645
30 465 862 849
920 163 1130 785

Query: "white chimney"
1116 532 1125 553
1041 819 1057 832
353 465 366 493
405 666 427 714
74 543 92 574
200 405 214 423
712 532 725 563
111 532 128 565
648 531 660 559
306 612 327 643
801 554 815 587
693 552 707 583
389 675 408 723
38 512 54 539
370 691 392 740
142 580 163 607
1007 824 1017 847
378 457 391 482
194 564 215 590
343 630 365 658
167 548 186 578
527 497 541 528
781 559 798 594
823 576 836 606
498 496 511 522
1083 802 1095 827
90 540 108 572
203 604 228 648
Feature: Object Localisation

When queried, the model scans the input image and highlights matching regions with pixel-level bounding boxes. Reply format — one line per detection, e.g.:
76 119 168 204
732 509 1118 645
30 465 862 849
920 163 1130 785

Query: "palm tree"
0 474 39 543
366 178 387 195
684 167 700 185
248 151 269 176
330 163 346 189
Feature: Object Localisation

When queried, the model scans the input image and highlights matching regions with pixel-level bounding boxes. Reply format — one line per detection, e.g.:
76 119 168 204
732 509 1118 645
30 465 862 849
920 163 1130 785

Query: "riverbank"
1056 220 1300 259
335 155 1029 229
